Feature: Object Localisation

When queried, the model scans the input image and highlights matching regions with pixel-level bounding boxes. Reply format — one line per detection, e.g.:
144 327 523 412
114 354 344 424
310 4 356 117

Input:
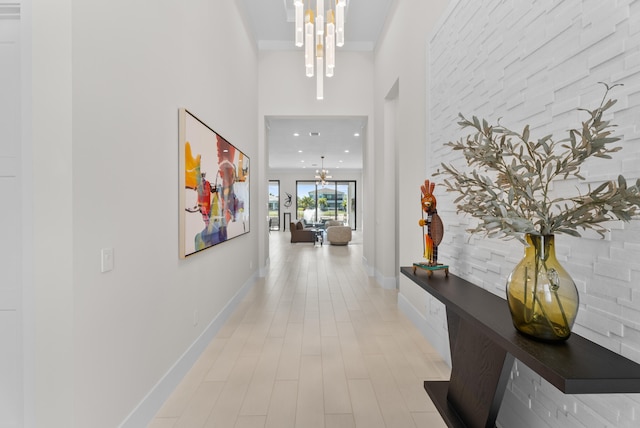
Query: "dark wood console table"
400 266 640 428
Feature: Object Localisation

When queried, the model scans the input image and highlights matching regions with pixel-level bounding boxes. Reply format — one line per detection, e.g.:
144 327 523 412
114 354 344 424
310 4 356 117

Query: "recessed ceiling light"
293 132 299 137
344 150 349 153
354 133 360 137
309 132 320 137
300 160 305 163
339 160 343 163
298 150 303 153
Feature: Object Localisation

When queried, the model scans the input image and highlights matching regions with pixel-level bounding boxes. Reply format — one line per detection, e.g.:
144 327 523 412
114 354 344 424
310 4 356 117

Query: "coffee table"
310 228 323 246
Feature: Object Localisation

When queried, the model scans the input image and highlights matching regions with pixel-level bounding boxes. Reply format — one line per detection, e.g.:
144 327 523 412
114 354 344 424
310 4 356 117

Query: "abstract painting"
179 109 250 258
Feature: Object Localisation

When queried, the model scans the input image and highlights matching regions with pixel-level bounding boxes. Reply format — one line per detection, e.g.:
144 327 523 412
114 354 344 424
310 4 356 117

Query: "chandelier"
294 0 346 100
315 156 332 185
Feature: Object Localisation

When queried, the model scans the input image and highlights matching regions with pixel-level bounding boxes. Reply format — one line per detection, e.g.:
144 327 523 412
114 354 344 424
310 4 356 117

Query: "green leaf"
438 85 638 240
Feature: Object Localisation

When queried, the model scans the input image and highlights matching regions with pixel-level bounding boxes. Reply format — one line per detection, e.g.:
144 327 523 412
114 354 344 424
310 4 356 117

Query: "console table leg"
445 312 514 428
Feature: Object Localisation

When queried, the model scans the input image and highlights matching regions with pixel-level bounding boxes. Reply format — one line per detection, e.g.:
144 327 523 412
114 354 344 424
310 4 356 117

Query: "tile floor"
148 230 450 428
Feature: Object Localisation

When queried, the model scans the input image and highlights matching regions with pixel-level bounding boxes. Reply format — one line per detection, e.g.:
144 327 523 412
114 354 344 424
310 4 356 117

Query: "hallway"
148 231 449 427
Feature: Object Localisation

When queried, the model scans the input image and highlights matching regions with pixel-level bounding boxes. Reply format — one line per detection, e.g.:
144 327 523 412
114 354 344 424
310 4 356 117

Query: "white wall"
0 2 23 426
29 0 74 426
420 0 640 427
27 0 259 426
374 0 451 292
258 51 374 274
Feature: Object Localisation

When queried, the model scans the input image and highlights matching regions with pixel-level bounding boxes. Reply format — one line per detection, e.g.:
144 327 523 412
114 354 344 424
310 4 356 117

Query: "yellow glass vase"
506 234 579 341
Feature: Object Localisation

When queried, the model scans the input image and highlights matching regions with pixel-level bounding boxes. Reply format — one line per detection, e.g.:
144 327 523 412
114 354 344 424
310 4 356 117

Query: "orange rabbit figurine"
415 180 448 276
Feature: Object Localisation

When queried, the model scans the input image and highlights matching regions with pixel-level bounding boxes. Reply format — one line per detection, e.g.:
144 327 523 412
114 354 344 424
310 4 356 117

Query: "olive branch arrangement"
434 83 640 243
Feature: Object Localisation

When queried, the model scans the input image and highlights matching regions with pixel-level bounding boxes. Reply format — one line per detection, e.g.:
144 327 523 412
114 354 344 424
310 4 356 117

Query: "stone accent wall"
427 0 640 426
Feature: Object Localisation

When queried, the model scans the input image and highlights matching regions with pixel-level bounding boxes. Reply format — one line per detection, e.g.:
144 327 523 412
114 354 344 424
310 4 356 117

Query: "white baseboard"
118 272 258 428
259 256 270 277
362 256 374 276
397 292 452 366
374 268 397 290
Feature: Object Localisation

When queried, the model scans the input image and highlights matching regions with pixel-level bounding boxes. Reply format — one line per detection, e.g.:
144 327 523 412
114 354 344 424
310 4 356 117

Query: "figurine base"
413 262 449 277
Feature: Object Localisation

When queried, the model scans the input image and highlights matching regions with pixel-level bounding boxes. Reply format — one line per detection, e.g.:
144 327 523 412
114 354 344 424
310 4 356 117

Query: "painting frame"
179 108 250 258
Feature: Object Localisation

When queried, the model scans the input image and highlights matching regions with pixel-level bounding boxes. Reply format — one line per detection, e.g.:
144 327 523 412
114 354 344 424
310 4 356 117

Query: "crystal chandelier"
315 156 332 185
294 0 346 100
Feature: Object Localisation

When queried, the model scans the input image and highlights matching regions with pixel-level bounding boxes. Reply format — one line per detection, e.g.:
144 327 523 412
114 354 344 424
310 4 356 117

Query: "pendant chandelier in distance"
294 0 346 100
315 156 332 185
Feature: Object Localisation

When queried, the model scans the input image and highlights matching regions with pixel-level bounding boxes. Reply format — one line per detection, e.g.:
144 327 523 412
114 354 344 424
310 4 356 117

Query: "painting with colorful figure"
179 109 250 258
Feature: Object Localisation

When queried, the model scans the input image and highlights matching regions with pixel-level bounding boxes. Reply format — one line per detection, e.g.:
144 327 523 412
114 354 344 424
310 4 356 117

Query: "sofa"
290 221 316 243
324 219 343 228
326 225 352 245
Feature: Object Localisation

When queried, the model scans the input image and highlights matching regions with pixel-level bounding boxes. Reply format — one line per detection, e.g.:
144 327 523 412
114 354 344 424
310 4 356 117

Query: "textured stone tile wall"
428 0 640 426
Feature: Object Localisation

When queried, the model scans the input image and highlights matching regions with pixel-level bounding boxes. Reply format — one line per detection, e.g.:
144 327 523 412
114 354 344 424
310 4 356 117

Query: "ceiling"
238 0 394 51
266 116 367 171
238 0 394 172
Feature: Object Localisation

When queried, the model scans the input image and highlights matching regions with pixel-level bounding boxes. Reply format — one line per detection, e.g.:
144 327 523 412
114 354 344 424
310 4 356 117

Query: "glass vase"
506 234 579 341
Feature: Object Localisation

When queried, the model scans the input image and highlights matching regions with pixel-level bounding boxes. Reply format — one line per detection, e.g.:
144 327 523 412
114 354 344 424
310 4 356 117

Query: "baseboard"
259 256 270 277
374 268 398 290
118 272 258 428
361 256 374 277
397 292 452 366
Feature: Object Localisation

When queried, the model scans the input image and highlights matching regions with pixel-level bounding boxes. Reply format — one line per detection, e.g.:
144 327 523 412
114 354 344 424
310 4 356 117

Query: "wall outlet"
101 248 114 273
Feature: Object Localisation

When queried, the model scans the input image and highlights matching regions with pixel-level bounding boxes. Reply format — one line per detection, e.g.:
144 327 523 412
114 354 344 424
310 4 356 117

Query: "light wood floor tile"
240 337 283 416
301 310 322 356
147 417 177 428
148 231 451 428
241 316 273 356
206 323 252 382
265 380 298 428
329 292 351 323
155 338 227 418
324 413 355 428
347 379 385 428
204 355 258 427
234 415 266 428
173 381 224 428
295 355 325 428
319 299 338 337
276 322 303 380
288 293 306 323
267 303 291 338
321 336 352 414
411 411 448 427
336 322 369 380
364 355 417 428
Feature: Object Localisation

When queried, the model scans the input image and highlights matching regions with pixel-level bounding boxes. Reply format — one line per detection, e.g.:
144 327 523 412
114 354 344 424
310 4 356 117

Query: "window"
296 180 356 229
268 180 280 230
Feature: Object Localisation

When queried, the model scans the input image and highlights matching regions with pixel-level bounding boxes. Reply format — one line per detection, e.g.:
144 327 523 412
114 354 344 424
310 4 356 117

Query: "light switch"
101 248 114 273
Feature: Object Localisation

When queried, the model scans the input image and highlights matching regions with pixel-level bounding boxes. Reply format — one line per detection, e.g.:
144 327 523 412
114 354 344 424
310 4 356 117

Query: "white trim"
374 268 397 290
118 272 258 428
259 256 270 277
397 292 451 366
361 255 374 277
